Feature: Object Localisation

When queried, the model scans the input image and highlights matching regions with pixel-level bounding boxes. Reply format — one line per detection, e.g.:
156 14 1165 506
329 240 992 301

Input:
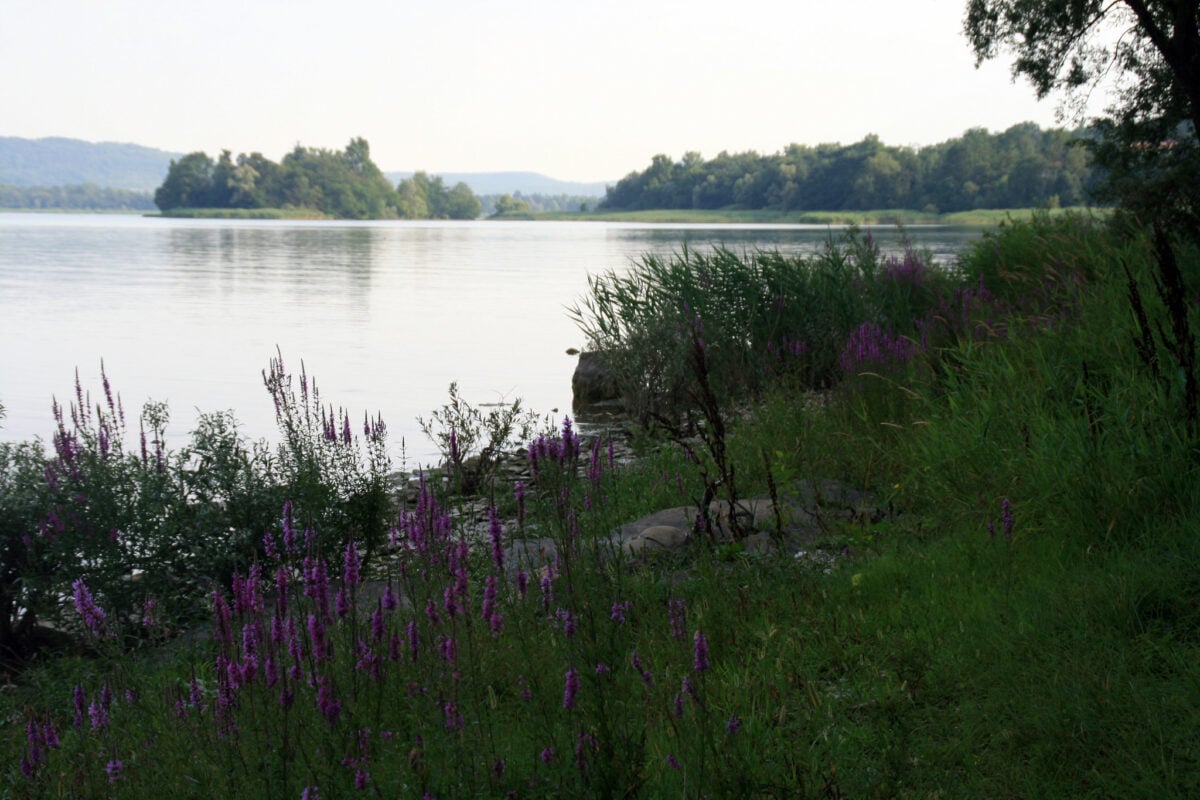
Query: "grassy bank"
156 207 331 220
533 206 1102 225
1 214 1195 797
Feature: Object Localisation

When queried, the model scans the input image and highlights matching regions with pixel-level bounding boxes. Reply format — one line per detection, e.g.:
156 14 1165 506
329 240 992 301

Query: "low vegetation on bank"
532 205 1098 226
1 211 1196 797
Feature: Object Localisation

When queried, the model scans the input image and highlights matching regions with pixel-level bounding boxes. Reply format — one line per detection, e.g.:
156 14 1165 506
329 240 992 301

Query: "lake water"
0 214 985 464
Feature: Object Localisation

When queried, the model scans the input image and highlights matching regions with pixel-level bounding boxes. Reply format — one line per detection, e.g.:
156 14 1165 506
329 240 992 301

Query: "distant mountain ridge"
385 171 608 198
0 136 183 191
0 136 610 199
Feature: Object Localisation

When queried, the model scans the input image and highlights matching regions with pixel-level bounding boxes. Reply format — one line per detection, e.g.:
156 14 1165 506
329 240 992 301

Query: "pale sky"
1 0 1077 183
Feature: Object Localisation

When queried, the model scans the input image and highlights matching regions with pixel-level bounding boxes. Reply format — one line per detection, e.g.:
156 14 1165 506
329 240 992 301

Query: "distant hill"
0 136 182 191
385 170 608 198
0 136 612 199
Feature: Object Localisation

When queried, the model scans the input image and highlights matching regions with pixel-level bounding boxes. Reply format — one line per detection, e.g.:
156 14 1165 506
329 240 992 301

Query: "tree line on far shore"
153 138 481 220
0 182 155 211
601 123 1099 213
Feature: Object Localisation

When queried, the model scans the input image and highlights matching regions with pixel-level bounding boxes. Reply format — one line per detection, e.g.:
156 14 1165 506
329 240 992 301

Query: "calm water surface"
0 214 984 463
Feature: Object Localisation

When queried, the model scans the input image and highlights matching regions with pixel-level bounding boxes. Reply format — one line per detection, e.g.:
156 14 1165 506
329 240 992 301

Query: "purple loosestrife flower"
438 636 457 664
302 787 320 800
1002 498 1014 540
343 540 361 587
72 579 108 638
595 662 610 675
106 759 123 783
726 714 742 735
667 754 681 770
556 608 577 638
407 620 420 661
540 746 555 764
308 613 328 663
516 569 529 599
563 668 580 709
588 438 603 488
316 677 342 726
488 506 505 573
482 575 498 622
371 605 386 641
287 617 302 675
356 640 381 680
673 693 685 718
140 597 158 629
631 651 654 686
425 597 441 626
263 529 279 561
610 600 632 624
443 700 464 731
336 587 351 618
72 685 86 727
382 582 398 612
275 566 290 617
693 630 710 673
540 570 553 612
88 699 109 730
668 599 687 640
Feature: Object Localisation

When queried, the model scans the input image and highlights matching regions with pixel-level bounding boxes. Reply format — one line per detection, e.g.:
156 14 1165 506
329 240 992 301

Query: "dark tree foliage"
154 152 217 211
965 0 1200 233
599 124 1097 213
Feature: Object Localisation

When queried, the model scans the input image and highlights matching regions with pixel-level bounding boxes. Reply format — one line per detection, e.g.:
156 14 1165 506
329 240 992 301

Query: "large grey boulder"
571 351 622 413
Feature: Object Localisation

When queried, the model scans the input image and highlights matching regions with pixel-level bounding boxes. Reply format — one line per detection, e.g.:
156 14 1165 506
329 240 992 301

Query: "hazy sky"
2 0 1079 182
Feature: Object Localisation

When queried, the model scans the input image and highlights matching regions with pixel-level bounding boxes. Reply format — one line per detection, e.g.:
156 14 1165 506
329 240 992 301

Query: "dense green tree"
599 125 1098 213
154 152 216 210
153 139 399 219
491 193 533 217
395 174 430 218
395 172 482 219
445 182 482 219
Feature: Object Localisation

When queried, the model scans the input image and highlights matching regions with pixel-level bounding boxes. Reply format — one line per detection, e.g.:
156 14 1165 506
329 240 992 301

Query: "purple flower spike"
668 599 686 640
488 506 505 573
563 668 580 710
1001 498 1014 540
693 630 710 673
71 579 108 638
343 540 361 587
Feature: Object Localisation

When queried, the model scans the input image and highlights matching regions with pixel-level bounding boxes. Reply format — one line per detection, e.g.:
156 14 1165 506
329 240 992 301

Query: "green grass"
156 207 331 220
532 206 1103 225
